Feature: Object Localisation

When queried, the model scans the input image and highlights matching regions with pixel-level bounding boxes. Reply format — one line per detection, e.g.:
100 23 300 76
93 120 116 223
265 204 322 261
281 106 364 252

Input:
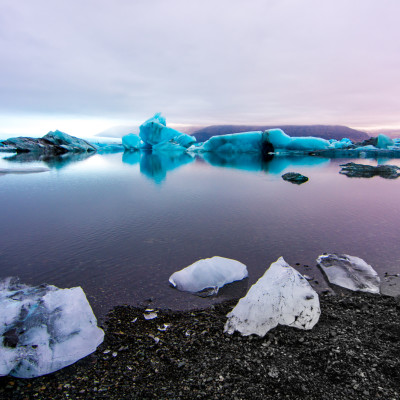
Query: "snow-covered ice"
0 278 104 378
317 254 380 293
169 256 248 294
224 257 320 337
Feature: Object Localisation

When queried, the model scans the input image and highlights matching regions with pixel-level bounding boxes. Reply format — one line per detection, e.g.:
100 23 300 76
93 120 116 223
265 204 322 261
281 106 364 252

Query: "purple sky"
1 0 399 136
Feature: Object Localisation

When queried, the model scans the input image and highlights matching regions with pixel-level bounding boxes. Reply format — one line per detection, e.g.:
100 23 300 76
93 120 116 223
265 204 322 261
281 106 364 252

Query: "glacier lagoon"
1 150 400 319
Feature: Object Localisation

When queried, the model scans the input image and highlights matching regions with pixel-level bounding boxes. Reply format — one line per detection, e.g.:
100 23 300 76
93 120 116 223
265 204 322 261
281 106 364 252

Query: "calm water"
1 150 400 319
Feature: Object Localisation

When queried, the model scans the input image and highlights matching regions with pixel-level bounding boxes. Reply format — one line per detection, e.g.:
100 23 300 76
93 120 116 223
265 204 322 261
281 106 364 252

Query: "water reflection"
3 152 94 170
122 151 141 165
137 151 194 184
200 152 330 175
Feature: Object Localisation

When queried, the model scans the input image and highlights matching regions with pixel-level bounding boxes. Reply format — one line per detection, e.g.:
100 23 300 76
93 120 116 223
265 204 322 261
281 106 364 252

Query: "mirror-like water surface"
1 151 399 318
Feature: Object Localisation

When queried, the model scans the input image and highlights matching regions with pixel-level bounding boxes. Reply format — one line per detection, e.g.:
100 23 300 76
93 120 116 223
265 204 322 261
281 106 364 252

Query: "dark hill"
192 125 369 142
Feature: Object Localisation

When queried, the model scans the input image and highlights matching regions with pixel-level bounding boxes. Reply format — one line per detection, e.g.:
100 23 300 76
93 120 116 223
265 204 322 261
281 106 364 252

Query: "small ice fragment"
112 352 117 357
148 334 160 344
157 324 170 332
169 256 248 293
131 318 138 323
103 350 111 354
144 312 158 320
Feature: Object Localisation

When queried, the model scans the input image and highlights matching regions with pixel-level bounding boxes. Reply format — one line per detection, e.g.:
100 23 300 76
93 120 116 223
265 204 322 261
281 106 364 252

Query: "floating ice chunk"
317 254 380 293
329 138 353 149
174 133 197 148
152 140 187 153
139 113 196 147
122 133 142 151
199 132 264 153
85 137 124 153
224 257 320 337
376 134 394 149
169 256 248 294
43 131 97 153
264 129 331 151
0 278 104 378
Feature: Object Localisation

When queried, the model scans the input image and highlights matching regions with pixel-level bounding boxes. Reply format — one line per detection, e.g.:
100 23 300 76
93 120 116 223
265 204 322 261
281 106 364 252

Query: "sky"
1 0 399 137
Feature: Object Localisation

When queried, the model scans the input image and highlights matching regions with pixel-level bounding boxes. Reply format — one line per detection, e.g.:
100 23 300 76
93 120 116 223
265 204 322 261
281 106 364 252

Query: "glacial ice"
0 278 104 378
197 131 264 153
139 113 196 148
122 133 142 151
224 257 320 337
43 131 97 153
376 134 394 149
317 254 380 293
169 256 248 294
264 129 331 151
86 136 124 153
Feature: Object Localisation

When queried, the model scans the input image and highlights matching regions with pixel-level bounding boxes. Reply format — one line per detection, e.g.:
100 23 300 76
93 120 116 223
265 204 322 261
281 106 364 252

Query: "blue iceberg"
122 133 142 151
139 113 196 148
265 129 331 151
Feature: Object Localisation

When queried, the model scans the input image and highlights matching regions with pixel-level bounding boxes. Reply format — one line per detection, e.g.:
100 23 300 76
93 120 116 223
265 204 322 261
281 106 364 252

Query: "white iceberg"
317 254 380 293
224 257 320 337
0 278 104 378
139 113 196 148
169 256 248 294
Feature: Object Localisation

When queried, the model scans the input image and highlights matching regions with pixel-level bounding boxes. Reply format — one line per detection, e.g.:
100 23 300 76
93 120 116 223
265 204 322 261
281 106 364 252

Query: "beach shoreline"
0 292 399 399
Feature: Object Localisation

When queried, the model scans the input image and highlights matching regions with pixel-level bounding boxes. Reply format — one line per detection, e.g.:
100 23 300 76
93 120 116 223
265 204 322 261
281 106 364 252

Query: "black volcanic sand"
0 292 399 400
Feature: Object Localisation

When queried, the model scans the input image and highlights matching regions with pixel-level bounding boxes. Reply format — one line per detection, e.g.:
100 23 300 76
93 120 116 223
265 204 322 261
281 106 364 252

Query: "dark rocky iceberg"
0 130 96 155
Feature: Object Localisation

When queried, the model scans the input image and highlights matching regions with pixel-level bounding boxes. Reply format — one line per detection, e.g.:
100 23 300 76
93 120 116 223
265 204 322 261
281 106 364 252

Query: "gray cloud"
0 0 399 128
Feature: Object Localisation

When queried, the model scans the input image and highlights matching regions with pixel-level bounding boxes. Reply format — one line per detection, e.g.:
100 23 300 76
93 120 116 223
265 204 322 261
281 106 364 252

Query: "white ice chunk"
317 254 380 293
0 279 104 378
224 257 320 337
169 256 248 293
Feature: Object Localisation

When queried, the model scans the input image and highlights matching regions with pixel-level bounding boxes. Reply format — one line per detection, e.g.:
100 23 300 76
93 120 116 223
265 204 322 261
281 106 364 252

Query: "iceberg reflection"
2 152 95 170
139 150 194 184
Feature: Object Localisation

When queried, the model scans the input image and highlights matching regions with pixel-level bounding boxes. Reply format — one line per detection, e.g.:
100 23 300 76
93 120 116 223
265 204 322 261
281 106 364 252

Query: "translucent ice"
139 113 196 148
199 131 264 153
0 278 104 378
317 254 380 293
265 129 331 151
169 256 248 294
376 134 394 149
122 133 142 151
224 257 320 337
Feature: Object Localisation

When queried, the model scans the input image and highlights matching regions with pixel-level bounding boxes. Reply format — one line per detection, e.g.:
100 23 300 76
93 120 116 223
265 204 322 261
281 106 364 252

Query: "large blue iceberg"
139 113 196 149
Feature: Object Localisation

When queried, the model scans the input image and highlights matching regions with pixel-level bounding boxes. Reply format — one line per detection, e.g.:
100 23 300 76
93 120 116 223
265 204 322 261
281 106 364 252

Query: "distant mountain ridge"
191 125 369 142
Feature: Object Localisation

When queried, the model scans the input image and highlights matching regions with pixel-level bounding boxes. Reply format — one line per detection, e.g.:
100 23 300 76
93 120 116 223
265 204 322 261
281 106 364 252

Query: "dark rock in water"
0 131 96 155
282 172 309 184
339 162 400 179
